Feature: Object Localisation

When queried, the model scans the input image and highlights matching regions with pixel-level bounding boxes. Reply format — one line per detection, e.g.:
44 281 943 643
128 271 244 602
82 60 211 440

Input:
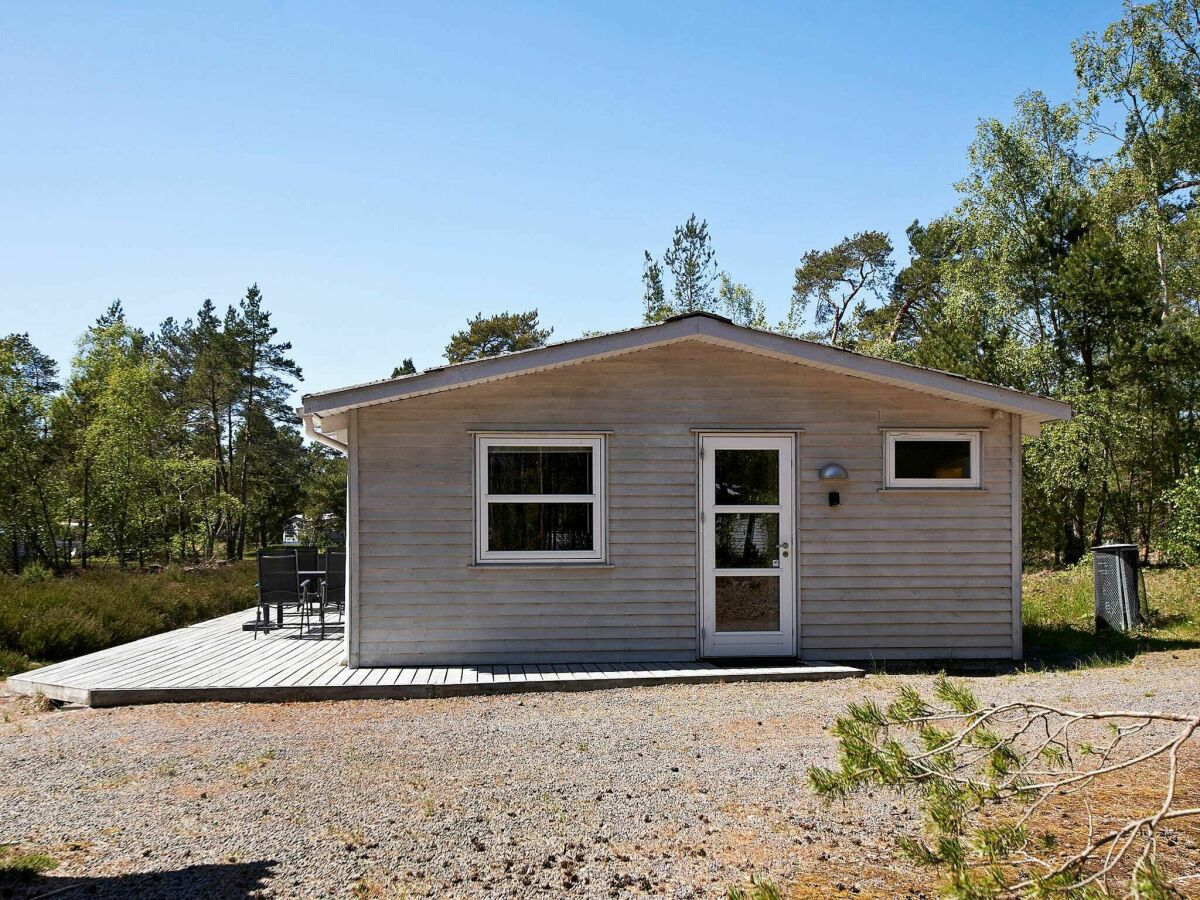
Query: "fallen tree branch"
808 676 1198 897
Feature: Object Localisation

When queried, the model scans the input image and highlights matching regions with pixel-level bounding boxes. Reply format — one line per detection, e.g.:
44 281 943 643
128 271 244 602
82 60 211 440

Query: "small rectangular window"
884 431 981 488
475 435 606 562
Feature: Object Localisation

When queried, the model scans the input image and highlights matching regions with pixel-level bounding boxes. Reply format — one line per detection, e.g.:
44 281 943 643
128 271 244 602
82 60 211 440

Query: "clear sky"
1 1 1116 406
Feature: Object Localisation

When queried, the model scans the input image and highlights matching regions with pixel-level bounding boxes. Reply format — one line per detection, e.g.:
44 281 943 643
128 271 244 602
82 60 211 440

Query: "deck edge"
9 665 863 708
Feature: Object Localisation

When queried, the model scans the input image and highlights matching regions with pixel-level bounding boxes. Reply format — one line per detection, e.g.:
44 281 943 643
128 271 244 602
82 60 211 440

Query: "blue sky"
0 1 1116 405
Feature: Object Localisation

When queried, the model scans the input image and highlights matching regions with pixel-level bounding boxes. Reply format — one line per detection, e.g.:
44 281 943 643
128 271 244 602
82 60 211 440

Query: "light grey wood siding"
354 340 1016 664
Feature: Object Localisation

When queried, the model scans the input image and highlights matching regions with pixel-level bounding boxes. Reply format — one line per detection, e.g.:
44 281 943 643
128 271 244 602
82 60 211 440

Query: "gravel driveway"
3 650 1199 899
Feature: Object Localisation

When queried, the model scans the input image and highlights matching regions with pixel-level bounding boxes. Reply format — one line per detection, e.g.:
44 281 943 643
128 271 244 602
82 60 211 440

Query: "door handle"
779 541 790 557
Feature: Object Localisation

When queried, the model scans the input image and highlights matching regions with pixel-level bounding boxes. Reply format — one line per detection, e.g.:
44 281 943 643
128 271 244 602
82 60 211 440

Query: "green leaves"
444 310 552 364
0 334 69 571
662 214 719 314
888 685 932 722
933 675 980 716
0 285 345 571
809 679 1050 893
641 216 766 327
810 678 1198 897
390 358 417 378
1162 466 1200 564
783 230 894 347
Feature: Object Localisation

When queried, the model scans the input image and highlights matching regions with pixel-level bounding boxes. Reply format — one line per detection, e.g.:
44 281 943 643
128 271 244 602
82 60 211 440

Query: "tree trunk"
226 404 236 560
236 345 258 562
887 298 914 343
1092 499 1106 548
81 459 90 569
117 515 127 569
1062 486 1089 566
1154 226 1170 313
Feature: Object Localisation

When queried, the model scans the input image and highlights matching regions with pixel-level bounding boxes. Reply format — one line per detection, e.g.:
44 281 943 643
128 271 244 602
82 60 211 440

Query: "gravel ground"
2 650 1199 900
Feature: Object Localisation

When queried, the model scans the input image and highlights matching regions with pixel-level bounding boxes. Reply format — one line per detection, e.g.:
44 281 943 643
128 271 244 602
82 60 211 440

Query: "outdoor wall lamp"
818 463 848 507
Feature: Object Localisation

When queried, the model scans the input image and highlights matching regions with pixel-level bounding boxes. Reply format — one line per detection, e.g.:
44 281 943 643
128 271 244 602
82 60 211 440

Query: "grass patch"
234 750 278 774
1023 564 1200 665
0 846 58 878
0 562 256 677
726 874 782 900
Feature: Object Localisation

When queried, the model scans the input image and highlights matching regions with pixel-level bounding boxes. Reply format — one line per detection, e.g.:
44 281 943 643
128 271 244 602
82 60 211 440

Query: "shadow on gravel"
0 860 274 899
1022 624 1200 672
847 629 1200 677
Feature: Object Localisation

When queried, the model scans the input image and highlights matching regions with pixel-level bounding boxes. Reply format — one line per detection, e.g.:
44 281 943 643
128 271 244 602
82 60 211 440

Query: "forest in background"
637 0 1200 566
0 292 564 572
1 288 347 571
3 0 1200 572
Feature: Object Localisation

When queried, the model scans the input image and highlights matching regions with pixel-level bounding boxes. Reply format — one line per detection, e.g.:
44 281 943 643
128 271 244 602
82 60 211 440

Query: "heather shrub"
0 562 255 674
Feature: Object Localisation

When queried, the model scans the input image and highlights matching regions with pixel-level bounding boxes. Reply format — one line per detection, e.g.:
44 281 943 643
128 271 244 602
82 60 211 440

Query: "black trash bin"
1092 543 1141 632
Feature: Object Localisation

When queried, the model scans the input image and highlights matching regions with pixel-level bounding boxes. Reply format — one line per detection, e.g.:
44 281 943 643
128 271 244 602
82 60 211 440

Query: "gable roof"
300 312 1071 441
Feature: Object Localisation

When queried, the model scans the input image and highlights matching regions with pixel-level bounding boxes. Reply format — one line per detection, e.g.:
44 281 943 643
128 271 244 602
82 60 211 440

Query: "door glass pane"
715 513 779 568
715 576 780 632
894 440 971 479
488 502 593 551
715 449 779 505
488 446 593 495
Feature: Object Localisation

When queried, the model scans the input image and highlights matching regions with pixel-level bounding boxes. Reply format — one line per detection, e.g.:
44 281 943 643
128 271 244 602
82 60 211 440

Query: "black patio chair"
252 553 312 639
307 550 346 637
292 544 320 574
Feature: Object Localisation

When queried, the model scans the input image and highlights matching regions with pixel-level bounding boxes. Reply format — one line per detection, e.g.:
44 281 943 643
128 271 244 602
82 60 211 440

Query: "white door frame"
698 433 796 657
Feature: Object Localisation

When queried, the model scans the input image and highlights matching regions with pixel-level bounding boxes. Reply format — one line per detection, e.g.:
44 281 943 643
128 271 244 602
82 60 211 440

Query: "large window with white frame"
475 434 607 562
884 430 981 488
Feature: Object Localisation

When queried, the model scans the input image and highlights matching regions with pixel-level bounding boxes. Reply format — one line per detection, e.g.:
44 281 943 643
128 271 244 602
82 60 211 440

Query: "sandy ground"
2 650 1199 899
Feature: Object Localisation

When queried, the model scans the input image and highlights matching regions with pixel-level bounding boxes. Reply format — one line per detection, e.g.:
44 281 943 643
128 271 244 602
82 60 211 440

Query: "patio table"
264 570 328 627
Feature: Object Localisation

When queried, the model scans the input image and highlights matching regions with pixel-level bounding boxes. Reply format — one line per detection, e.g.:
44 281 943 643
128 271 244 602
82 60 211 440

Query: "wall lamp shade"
818 463 849 481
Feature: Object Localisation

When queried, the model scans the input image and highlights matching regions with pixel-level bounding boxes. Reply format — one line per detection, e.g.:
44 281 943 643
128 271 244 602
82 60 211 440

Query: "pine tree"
444 311 552 363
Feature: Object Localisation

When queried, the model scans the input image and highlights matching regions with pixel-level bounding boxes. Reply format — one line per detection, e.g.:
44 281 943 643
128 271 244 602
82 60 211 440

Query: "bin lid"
1091 543 1138 551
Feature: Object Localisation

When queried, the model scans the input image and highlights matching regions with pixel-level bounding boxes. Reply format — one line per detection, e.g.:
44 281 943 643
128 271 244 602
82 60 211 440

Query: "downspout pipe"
302 413 349 454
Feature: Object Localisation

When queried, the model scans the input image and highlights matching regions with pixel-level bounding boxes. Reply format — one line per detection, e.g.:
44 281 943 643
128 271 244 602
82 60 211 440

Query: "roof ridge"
300 315 1072 431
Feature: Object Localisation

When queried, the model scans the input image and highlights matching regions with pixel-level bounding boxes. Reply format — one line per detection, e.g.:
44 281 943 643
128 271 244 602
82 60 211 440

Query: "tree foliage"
784 230 895 346
663 213 720 314
642 215 766 326
0 335 65 571
644 2 1200 564
1162 466 1200 562
0 292 580 572
444 310 552 363
391 358 417 378
0 288 345 571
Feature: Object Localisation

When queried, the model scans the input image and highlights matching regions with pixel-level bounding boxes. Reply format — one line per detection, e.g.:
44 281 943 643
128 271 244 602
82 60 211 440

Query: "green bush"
17 561 52 584
1162 467 1200 565
0 648 35 678
0 562 256 673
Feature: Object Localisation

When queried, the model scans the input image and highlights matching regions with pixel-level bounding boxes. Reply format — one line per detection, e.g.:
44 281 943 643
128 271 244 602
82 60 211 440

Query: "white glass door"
700 435 795 657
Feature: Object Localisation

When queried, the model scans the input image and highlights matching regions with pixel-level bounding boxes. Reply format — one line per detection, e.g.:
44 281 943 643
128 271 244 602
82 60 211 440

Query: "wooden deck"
5 609 863 707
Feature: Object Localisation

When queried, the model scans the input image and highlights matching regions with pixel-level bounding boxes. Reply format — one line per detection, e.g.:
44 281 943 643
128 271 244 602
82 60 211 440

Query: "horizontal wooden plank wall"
355 341 1014 664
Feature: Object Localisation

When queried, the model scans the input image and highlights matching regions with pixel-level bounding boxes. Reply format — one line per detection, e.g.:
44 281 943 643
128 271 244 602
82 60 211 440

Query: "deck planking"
6 608 863 707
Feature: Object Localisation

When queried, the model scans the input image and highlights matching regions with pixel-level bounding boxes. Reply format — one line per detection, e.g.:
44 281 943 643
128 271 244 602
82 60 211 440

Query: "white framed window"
884 430 981 489
475 434 607 563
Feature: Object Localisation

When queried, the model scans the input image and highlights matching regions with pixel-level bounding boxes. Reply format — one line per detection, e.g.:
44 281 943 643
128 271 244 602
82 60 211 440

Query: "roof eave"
299 314 1072 428
301 317 704 416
